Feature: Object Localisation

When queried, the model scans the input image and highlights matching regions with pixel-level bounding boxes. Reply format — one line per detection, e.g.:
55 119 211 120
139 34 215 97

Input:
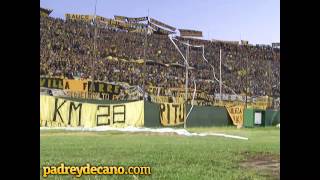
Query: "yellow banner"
150 95 184 104
65 14 93 22
63 91 118 100
147 86 214 106
96 15 110 23
40 77 63 89
148 22 175 35
248 103 268 110
41 77 122 100
63 79 88 93
226 105 244 128
40 11 48 17
159 103 185 126
40 95 144 128
114 15 127 21
149 18 176 31
216 100 271 110
179 29 203 37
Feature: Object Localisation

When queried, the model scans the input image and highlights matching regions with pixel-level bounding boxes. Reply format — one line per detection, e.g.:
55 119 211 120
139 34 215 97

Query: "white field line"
40 126 248 140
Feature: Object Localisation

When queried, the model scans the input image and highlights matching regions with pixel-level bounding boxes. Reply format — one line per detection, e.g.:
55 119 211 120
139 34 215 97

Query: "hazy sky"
41 0 280 45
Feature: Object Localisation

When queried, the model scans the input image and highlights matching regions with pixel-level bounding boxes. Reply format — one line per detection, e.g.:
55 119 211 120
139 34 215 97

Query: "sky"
40 0 280 45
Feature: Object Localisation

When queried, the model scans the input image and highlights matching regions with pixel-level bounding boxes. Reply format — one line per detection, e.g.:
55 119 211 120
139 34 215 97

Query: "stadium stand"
40 13 280 101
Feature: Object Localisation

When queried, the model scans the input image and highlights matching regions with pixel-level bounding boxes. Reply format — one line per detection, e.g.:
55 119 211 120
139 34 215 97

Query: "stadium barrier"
40 95 279 128
185 105 232 127
144 101 162 127
243 108 280 127
265 109 280 125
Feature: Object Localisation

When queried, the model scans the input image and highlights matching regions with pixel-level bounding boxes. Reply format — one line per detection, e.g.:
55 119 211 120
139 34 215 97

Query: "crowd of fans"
40 15 280 98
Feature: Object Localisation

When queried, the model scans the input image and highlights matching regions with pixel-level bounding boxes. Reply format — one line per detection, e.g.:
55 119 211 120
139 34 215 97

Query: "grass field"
40 127 280 180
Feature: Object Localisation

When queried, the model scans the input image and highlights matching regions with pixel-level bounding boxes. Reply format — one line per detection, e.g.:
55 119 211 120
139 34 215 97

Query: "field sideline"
40 127 280 180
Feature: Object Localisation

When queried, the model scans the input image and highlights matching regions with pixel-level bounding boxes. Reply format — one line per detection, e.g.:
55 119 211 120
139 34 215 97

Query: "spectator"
40 15 280 99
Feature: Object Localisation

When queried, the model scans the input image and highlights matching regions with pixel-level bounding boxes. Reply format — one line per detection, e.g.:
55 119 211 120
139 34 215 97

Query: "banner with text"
40 77 64 89
159 103 185 126
40 95 144 128
150 95 184 104
41 78 122 100
127 17 148 23
95 15 110 23
215 100 271 110
179 29 203 37
113 16 147 22
149 18 176 31
63 79 88 93
107 19 140 30
225 104 244 128
147 86 214 105
88 81 121 95
114 15 127 21
65 14 93 22
148 22 175 35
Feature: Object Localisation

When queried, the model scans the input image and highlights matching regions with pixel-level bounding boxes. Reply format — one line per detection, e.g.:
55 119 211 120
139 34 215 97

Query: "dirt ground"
240 152 280 179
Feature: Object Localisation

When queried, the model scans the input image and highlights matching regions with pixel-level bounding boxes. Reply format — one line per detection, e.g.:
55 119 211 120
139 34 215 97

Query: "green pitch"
40 127 280 180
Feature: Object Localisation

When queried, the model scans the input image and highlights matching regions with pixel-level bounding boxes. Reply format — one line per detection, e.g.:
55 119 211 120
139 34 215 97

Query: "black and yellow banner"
147 86 214 104
226 104 244 128
248 102 269 110
150 95 184 104
114 15 128 21
65 14 93 22
40 78 122 100
40 78 121 94
88 81 121 95
40 11 49 17
114 15 147 23
108 19 136 30
179 29 203 37
63 79 88 93
160 103 185 126
127 17 148 23
129 23 147 29
64 14 147 32
40 77 64 89
149 22 174 35
40 95 144 128
215 97 272 110
95 15 110 23
149 18 176 31
65 14 111 25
